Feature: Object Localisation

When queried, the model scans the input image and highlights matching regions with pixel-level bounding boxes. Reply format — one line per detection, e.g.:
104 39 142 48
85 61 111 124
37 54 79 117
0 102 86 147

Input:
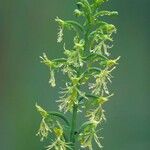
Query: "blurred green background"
0 0 150 150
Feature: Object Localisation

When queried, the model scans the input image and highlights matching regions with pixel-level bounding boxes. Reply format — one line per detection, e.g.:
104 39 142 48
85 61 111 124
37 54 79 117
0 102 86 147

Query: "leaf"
48 111 70 126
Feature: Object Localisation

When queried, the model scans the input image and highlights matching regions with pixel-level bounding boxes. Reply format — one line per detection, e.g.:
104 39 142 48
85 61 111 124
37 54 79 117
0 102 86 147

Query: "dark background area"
0 0 150 150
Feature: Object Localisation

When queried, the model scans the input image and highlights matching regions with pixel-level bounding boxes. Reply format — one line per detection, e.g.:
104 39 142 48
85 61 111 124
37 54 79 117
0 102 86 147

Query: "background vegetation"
0 0 150 150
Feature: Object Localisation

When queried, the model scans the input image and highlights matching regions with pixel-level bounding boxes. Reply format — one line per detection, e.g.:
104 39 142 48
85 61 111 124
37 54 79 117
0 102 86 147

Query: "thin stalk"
70 104 78 149
70 9 90 148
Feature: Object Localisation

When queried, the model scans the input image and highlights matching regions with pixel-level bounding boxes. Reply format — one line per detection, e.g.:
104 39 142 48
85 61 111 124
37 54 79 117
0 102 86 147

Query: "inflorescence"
36 0 120 149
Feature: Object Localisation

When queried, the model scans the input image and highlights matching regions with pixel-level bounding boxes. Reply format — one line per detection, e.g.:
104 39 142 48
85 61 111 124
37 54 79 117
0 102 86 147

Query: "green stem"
70 104 78 149
69 4 91 148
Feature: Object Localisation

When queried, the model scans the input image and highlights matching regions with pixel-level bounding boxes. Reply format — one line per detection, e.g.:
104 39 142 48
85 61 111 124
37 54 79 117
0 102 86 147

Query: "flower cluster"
36 0 120 149
90 23 117 56
78 122 103 150
78 94 113 149
46 122 72 150
36 104 52 141
89 67 116 95
64 37 85 68
40 53 56 87
36 104 72 150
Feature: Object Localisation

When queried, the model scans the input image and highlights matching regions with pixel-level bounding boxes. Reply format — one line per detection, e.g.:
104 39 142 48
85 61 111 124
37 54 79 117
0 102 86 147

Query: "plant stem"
70 11 90 149
70 104 78 149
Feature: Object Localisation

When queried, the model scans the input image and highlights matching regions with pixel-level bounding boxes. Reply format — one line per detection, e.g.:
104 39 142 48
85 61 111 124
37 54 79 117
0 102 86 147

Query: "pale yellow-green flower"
36 104 51 141
40 53 56 87
89 67 116 95
46 122 72 150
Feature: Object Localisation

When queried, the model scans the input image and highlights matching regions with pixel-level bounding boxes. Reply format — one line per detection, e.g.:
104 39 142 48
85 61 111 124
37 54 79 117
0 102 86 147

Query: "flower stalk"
70 104 78 148
36 0 120 149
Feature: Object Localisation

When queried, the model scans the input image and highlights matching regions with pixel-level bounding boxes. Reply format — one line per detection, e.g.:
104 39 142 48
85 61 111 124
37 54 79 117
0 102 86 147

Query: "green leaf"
48 111 70 126
66 20 84 32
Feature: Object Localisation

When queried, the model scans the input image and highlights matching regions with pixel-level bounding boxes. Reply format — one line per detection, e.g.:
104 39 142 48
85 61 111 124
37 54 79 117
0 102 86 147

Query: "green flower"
90 23 116 56
47 138 72 150
106 56 120 67
49 69 56 87
86 105 106 124
57 26 64 43
46 122 72 150
40 53 55 67
90 41 112 56
58 83 78 113
58 76 85 113
40 53 56 87
97 94 114 105
64 37 85 68
79 122 103 150
95 10 118 17
89 67 116 95
36 118 52 141
95 0 108 5
55 17 65 43
74 9 84 17
36 104 52 141
36 103 49 118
